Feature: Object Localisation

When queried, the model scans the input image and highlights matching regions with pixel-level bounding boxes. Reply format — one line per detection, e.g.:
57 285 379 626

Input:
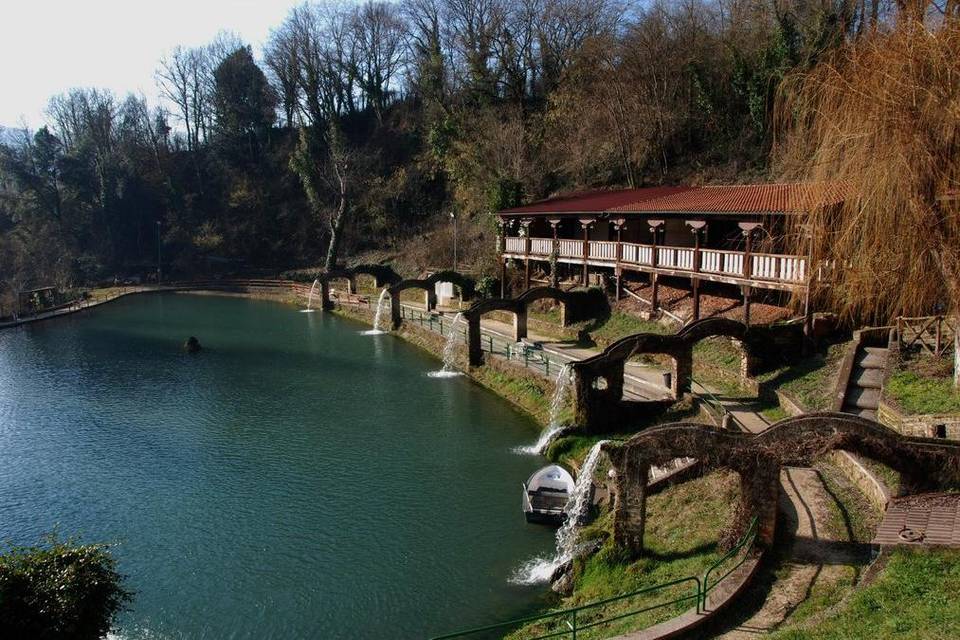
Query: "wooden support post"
613 218 626 300
686 221 706 323
692 279 700 321
579 218 595 286
648 220 664 315
742 285 752 326
500 259 507 298
549 218 561 288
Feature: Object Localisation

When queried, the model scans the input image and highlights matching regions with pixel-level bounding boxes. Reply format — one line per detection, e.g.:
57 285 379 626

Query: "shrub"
0 536 132 640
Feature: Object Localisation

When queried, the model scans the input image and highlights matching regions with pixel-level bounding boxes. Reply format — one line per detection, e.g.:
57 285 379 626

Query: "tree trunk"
324 172 348 271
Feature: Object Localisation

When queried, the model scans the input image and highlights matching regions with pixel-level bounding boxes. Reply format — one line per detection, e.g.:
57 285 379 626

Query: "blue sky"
1 0 298 128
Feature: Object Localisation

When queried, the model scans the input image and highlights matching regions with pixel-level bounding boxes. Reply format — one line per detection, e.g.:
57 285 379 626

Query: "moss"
772 549 960 640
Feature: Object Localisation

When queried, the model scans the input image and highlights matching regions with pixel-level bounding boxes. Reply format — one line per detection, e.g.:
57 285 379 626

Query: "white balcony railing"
504 237 525 254
501 236 807 286
558 239 584 258
701 249 744 277
589 241 618 260
530 238 553 256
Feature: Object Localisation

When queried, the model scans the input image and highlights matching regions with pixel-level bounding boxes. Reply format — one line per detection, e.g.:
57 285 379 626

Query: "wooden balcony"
502 236 808 291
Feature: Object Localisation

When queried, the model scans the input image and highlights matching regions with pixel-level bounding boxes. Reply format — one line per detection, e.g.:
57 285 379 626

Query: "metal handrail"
431 519 758 640
430 576 702 640
700 517 759 610
690 376 742 431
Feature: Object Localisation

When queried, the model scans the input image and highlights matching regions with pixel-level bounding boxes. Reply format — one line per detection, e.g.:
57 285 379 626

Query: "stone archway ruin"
570 317 803 432
461 286 607 366
604 412 960 556
387 271 476 329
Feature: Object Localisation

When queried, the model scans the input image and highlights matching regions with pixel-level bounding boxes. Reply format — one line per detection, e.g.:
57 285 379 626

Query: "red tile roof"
499 183 846 216
498 186 692 215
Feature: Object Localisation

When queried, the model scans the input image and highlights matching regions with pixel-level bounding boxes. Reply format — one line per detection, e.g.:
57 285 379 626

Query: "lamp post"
156 220 162 285
450 211 458 272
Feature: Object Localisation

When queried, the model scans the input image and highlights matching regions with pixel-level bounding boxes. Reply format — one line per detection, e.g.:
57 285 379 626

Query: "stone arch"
604 412 960 553
571 318 799 432
350 263 401 289
387 271 476 329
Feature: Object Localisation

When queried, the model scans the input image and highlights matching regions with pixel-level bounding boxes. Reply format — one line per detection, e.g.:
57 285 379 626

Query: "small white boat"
522 465 575 525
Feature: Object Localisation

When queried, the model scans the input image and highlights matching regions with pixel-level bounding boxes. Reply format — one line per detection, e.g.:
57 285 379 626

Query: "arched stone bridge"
313 264 401 310
388 271 476 329
603 412 960 555
462 286 606 365
571 317 803 431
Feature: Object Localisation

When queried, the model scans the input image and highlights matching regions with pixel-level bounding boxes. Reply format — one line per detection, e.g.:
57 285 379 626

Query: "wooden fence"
897 315 957 356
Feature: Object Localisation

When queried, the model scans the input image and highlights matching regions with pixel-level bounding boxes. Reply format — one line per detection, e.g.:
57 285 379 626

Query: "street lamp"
450 211 458 272
156 220 162 285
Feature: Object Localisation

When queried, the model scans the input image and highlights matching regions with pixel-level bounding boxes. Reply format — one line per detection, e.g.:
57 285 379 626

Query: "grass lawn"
885 352 960 415
772 548 960 640
507 471 740 640
588 311 671 349
758 340 849 411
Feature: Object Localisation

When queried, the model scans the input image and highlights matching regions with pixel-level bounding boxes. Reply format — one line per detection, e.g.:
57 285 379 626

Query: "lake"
0 293 555 639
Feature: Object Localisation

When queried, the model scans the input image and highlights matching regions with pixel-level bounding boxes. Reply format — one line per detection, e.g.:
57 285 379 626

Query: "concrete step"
844 386 880 410
856 347 890 369
841 406 877 421
851 366 884 389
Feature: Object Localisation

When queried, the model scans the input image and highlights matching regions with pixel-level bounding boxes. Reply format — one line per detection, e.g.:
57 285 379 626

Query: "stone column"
513 307 528 342
425 288 437 312
467 314 483 366
521 218 533 290
740 462 780 546
613 218 626 301
390 290 402 329
673 344 693 398
572 360 625 433
612 447 650 557
347 275 357 295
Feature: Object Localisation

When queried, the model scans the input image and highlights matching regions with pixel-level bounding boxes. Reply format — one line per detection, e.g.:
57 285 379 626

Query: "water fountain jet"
300 278 320 313
428 313 464 378
515 364 572 455
362 289 390 335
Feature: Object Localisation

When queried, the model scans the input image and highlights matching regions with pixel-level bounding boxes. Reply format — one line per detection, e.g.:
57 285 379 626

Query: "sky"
1 0 299 129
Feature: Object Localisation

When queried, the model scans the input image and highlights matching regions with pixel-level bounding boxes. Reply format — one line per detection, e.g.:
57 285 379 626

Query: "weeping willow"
775 19 960 322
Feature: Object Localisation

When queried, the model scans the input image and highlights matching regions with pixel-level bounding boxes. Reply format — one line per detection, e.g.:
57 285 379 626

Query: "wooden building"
497 183 845 326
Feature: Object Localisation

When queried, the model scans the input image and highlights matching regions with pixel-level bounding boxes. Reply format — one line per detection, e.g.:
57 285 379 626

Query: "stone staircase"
841 345 889 420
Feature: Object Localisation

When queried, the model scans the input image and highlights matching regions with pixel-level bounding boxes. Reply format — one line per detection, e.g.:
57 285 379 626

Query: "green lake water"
0 293 556 639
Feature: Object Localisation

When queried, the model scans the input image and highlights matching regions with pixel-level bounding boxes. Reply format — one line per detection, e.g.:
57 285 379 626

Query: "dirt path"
715 467 865 638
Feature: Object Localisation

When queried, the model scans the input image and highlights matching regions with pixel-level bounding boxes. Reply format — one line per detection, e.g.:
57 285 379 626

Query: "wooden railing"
501 235 809 287
558 239 583 258
504 237 525 253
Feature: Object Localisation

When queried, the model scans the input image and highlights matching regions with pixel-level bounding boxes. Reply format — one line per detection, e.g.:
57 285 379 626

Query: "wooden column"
548 218 561 288
613 218 626 300
685 220 706 321
579 218 595 286
498 218 508 297
648 220 664 313
521 218 533 291
738 222 762 326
